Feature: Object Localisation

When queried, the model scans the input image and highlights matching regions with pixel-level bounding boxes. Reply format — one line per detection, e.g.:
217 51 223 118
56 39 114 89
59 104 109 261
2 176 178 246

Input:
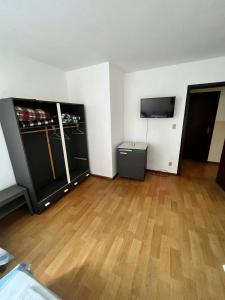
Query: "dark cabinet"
0 98 90 213
117 142 148 180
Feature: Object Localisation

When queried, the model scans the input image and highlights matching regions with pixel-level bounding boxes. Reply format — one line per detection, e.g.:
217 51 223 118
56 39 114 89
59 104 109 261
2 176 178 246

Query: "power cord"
145 120 169 177
146 119 149 143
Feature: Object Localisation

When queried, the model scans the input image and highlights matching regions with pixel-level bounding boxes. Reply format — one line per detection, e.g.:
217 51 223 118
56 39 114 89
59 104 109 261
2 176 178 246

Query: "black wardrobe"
0 98 90 213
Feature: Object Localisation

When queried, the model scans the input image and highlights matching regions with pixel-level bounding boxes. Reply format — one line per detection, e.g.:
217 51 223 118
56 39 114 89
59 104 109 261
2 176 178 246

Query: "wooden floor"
1 160 225 299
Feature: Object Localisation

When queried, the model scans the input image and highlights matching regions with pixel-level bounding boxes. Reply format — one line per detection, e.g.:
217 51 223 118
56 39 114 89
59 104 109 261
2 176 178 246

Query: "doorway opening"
178 82 225 181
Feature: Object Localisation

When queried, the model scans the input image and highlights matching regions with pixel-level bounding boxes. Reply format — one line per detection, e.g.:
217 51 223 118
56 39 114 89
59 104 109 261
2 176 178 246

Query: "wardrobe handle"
64 188 69 193
120 152 127 155
74 182 78 186
45 202 50 207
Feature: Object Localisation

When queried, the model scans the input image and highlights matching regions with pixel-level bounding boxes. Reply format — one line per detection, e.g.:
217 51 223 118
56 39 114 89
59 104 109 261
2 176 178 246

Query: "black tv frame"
140 96 175 118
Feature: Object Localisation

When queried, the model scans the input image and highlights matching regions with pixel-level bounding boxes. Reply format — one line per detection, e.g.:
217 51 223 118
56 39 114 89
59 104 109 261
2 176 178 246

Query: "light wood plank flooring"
1 160 225 299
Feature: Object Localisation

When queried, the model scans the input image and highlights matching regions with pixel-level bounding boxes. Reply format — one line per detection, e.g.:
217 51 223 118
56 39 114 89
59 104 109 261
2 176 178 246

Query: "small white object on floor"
0 248 13 266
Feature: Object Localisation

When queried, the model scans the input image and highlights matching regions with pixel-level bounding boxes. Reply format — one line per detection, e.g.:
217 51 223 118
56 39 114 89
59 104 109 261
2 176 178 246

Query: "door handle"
206 127 210 135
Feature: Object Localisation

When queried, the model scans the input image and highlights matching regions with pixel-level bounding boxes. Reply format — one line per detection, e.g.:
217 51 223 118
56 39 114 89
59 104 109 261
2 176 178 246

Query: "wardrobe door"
14 99 68 205
59 103 90 183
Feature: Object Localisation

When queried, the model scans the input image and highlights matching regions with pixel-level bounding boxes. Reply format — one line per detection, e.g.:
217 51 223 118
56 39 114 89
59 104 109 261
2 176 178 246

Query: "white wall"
124 57 225 173
0 51 68 190
215 90 225 121
0 51 67 100
66 62 114 177
0 123 16 189
208 89 225 162
2 52 225 184
109 64 124 175
67 62 124 178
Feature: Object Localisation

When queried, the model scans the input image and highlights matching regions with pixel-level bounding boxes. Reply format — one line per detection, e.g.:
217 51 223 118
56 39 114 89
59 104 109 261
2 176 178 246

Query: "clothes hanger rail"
21 124 83 134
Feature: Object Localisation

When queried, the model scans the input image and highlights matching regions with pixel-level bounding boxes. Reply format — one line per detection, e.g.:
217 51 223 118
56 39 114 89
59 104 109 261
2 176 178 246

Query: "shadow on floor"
47 264 105 300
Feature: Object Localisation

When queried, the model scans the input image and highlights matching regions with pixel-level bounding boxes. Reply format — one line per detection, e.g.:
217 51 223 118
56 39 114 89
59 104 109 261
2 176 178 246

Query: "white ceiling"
1 0 225 72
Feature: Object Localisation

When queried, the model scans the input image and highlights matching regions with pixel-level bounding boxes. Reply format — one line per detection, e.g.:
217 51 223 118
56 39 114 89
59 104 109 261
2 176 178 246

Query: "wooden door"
183 92 220 162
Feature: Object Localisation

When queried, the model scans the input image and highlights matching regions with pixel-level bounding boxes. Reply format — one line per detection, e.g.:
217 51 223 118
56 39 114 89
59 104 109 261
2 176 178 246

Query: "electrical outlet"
172 124 176 129
168 161 172 166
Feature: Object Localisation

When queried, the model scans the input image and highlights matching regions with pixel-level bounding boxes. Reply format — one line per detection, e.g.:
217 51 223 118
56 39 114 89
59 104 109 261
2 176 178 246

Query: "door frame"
177 81 225 175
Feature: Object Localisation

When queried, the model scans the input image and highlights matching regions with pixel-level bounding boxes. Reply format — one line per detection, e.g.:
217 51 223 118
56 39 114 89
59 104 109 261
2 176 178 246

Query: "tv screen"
140 97 175 118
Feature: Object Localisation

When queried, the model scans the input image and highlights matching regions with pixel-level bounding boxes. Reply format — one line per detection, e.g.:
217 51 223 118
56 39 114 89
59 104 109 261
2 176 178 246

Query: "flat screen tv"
140 97 175 118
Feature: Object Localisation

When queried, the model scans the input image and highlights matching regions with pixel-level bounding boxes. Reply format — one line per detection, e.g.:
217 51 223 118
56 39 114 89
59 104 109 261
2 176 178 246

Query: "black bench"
0 185 33 219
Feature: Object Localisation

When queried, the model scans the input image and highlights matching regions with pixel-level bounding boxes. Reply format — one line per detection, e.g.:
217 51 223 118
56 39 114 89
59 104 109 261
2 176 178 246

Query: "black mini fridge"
117 142 147 180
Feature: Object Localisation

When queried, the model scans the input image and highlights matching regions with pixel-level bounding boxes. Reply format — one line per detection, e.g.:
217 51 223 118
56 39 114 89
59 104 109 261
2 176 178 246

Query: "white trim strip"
56 103 71 183
70 170 89 183
40 182 69 202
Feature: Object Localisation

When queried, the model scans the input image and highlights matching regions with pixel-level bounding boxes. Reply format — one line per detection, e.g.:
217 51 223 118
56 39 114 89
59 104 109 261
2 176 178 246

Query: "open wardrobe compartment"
0 98 90 213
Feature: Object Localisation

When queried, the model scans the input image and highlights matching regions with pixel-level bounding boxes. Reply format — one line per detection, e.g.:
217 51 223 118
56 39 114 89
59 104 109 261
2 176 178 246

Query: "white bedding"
0 267 60 300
